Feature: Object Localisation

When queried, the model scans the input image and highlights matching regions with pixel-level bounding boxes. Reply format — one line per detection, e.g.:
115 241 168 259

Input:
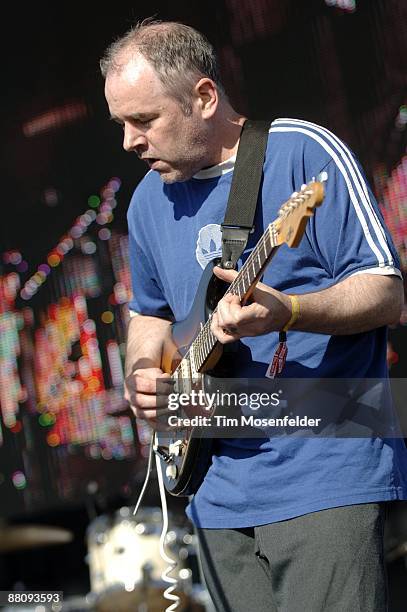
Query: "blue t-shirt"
127 118 407 528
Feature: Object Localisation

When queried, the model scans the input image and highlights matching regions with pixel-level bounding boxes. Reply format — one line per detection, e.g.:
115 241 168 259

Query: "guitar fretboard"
172 181 322 378
186 222 279 373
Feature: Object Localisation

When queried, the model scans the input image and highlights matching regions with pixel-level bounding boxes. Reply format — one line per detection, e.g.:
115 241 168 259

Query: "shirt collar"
192 154 236 179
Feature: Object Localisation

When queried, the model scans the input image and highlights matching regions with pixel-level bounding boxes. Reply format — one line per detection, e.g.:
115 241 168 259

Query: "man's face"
104 55 212 183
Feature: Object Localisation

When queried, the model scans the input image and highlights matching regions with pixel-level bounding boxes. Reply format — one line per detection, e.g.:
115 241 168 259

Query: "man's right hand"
124 367 174 424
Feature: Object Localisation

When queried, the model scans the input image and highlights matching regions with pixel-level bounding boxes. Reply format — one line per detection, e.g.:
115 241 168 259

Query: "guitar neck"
191 223 280 372
225 223 280 303
177 180 324 374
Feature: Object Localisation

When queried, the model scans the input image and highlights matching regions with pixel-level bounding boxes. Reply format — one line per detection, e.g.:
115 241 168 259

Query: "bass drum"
86 506 205 611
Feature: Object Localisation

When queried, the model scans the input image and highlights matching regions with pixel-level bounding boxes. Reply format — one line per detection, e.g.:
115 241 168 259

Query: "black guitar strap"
221 119 270 269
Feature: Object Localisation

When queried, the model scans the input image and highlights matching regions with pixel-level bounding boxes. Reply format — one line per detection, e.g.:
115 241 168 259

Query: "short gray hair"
100 19 226 115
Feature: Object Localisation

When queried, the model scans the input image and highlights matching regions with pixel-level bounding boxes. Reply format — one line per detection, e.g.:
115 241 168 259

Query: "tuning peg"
317 171 328 183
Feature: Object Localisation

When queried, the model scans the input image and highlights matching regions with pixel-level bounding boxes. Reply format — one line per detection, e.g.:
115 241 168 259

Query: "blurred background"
0 0 406 610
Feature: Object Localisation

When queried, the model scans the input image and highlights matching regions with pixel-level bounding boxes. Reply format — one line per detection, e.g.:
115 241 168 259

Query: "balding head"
100 19 226 115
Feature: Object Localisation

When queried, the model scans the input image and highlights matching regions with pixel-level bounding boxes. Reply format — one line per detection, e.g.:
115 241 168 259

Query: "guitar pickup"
154 446 172 463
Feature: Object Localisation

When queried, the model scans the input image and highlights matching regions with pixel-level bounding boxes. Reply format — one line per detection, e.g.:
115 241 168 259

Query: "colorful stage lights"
101 311 114 324
12 470 27 489
98 228 111 241
19 177 121 301
377 154 407 271
22 101 88 138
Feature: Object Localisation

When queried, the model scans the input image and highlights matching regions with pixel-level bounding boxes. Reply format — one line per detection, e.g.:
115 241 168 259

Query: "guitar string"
171 186 315 382
190 188 315 372
157 187 317 454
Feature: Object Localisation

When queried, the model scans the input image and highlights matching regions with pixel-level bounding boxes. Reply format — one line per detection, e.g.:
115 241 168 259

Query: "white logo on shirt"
196 224 222 269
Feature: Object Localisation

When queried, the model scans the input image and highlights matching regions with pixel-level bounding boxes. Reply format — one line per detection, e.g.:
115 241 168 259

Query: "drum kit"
0 507 212 612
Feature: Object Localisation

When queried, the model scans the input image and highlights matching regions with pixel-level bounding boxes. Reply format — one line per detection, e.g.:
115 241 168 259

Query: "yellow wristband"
282 295 300 332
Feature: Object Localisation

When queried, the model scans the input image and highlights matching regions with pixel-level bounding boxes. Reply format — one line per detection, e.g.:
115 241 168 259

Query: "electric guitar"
154 180 325 496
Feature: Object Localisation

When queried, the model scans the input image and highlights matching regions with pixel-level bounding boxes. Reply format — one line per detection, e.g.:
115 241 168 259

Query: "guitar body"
157 258 231 496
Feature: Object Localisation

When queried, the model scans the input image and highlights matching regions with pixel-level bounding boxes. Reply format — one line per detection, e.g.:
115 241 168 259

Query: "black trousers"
197 503 387 612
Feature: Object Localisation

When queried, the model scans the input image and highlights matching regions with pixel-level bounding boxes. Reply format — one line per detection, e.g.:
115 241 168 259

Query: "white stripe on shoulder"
275 118 388 245
270 124 385 266
349 266 402 279
129 309 140 317
271 118 394 267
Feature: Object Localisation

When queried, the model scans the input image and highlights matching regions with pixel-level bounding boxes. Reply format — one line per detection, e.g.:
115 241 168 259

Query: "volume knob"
169 441 183 457
166 464 178 480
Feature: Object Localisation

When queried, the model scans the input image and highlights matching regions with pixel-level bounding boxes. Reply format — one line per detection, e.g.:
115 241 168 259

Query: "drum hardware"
86 507 207 611
178 567 194 595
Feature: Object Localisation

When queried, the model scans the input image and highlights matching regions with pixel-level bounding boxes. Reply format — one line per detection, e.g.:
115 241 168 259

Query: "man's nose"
123 124 147 153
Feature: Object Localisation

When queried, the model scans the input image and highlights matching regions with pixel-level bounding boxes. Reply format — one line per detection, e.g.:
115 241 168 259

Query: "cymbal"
0 525 73 553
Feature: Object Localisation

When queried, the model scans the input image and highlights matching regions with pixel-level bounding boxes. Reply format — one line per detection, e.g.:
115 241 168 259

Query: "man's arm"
125 314 171 374
211 268 404 342
124 314 173 420
289 273 403 334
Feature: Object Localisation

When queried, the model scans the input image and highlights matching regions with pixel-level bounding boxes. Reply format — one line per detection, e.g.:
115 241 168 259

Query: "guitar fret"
197 343 204 369
180 357 192 395
263 234 268 258
195 339 201 368
242 275 249 295
195 348 201 371
236 282 242 298
197 337 203 369
200 340 205 368
268 225 276 249
189 345 198 378
209 331 216 351
251 258 256 278
260 245 267 266
204 333 210 356
230 280 239 297
250 255 258 278
264 230 271 252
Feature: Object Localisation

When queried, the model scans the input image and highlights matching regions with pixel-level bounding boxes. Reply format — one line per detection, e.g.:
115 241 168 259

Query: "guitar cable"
132 435 181 611
133 433 155 518
155 451 181 611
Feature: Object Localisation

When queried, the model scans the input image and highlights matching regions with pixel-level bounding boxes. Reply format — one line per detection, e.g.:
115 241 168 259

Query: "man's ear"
194 78 218 119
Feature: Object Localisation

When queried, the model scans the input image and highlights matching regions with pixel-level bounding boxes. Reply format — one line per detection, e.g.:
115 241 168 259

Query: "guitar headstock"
273 181 325 247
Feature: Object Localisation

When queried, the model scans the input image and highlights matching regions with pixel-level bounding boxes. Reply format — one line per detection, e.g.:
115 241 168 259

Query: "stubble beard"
158 162 200 184
158 124 213 184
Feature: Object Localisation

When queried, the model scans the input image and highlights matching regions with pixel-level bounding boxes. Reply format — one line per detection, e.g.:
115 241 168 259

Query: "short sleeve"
307 158 401 282
127 199 174 320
